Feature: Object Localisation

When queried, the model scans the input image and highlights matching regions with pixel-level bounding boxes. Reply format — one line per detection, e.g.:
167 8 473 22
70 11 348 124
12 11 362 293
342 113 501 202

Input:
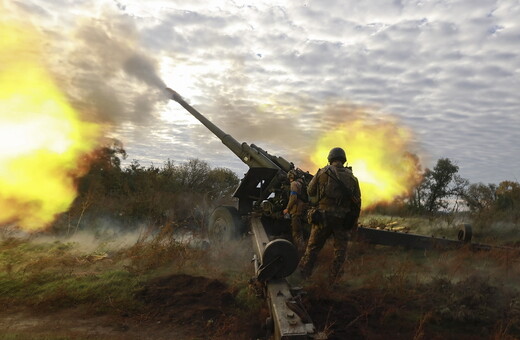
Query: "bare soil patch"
305 283 512 340
136 273 262 338
0 307 191 340
0 274 263 340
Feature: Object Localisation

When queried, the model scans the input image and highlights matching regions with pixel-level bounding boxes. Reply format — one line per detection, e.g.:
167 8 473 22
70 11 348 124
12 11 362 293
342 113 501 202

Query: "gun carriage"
167 88 492 339
167 88 324 339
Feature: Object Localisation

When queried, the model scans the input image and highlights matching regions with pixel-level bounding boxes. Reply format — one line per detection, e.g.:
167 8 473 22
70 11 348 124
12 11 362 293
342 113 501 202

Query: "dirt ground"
0 274 262 340
0 308 190 340
0 272 513 340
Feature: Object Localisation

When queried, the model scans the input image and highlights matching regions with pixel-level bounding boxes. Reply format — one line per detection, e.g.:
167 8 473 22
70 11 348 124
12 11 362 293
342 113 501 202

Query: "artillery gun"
166 88 497 339
167 88 325 340
166 89 310 234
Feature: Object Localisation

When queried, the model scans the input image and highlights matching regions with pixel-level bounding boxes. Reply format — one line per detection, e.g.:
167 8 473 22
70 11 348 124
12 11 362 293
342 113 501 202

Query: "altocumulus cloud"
5 0 520 184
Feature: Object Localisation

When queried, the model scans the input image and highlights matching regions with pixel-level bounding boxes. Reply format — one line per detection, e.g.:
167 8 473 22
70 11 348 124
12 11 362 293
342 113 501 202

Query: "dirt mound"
136 274 261 339
0 274 261 340
306 286 395 340
137 274 233 327
306 284 497 340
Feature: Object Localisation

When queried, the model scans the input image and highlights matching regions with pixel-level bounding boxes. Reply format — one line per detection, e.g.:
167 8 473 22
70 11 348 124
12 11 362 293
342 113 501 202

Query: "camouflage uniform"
285 178 306 252
299 163 361 284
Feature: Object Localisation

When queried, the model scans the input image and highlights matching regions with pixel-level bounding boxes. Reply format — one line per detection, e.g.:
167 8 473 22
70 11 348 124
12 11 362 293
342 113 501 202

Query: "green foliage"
403 157 519 226
464 182 498 213
496 181 520 212
55 143 239 233
408 158 468 214
462 180 520 225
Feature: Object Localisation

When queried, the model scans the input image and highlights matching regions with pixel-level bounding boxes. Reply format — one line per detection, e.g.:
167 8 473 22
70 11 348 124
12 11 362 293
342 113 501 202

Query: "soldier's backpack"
296 178 309 203
323 166 355 207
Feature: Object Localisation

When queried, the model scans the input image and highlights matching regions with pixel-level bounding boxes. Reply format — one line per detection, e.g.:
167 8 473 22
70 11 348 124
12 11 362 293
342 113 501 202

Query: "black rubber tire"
457 223 473 243
261 239 299 279
208 206 243 242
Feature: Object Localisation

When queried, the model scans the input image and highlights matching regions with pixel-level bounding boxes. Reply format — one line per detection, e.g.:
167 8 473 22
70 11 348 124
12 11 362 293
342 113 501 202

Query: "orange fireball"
0 21 101 231
309 113 422 210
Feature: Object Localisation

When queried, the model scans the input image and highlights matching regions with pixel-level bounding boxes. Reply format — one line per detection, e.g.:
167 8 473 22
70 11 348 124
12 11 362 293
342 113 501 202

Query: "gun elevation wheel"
208 206 243 242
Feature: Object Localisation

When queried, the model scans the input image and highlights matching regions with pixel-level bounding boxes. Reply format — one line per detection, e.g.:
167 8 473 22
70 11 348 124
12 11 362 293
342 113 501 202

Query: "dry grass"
0 224 212 313
0 222 263 339
299 216 520 339
2 212 520 339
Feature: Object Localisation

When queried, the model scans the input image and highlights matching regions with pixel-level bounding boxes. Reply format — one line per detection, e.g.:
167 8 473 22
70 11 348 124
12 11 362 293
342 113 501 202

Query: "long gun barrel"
168 88 326 338
166 88 291 171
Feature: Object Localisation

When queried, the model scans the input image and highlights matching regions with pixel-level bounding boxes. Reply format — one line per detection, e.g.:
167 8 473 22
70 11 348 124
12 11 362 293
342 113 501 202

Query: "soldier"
283 170 307 254
299 147 361 285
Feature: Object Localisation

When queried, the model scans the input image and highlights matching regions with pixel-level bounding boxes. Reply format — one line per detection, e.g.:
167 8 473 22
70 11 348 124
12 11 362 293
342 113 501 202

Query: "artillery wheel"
259 239 299 280
208 206 243 242
457 224 473 243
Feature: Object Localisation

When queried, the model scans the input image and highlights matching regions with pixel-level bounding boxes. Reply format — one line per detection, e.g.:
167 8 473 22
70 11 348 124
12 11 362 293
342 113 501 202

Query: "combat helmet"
327 147 347 164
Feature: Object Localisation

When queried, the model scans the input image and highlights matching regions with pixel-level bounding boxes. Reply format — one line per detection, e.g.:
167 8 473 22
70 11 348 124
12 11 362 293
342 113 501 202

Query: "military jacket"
308 164 361 216
286 179 306 215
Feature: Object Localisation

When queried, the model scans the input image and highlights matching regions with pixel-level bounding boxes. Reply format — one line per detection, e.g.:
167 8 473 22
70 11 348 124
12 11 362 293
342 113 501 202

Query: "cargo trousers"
299 211 355 284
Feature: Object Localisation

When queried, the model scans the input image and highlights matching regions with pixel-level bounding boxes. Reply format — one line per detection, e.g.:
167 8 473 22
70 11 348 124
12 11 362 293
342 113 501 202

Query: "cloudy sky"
5 0 520 185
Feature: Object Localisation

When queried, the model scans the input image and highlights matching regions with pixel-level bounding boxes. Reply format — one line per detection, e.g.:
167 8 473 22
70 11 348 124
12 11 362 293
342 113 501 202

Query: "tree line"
54 144 240 233
404 158 519 224
56 145 519 233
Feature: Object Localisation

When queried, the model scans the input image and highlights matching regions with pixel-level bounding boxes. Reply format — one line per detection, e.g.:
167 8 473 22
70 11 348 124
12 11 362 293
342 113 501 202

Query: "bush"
54 151 239 234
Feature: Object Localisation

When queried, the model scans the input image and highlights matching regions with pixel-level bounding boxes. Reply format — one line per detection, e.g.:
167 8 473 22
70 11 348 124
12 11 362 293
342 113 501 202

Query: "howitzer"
167 88 325 339
167 89 310 216
167 88 504 338
167 88 480 248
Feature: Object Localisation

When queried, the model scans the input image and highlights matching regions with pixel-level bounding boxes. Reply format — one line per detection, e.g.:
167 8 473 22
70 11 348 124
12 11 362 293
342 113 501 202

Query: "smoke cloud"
58 17 168 126
2 2 168 128
123 54 166 89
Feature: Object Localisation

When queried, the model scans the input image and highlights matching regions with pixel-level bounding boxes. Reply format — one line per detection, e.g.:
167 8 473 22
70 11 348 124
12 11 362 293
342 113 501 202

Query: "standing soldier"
299 147 361 285
283 170 307 254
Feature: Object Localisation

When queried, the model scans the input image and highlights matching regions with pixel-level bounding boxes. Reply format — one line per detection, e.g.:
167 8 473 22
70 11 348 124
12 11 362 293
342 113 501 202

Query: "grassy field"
1 215 519 339
0 224 262 339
